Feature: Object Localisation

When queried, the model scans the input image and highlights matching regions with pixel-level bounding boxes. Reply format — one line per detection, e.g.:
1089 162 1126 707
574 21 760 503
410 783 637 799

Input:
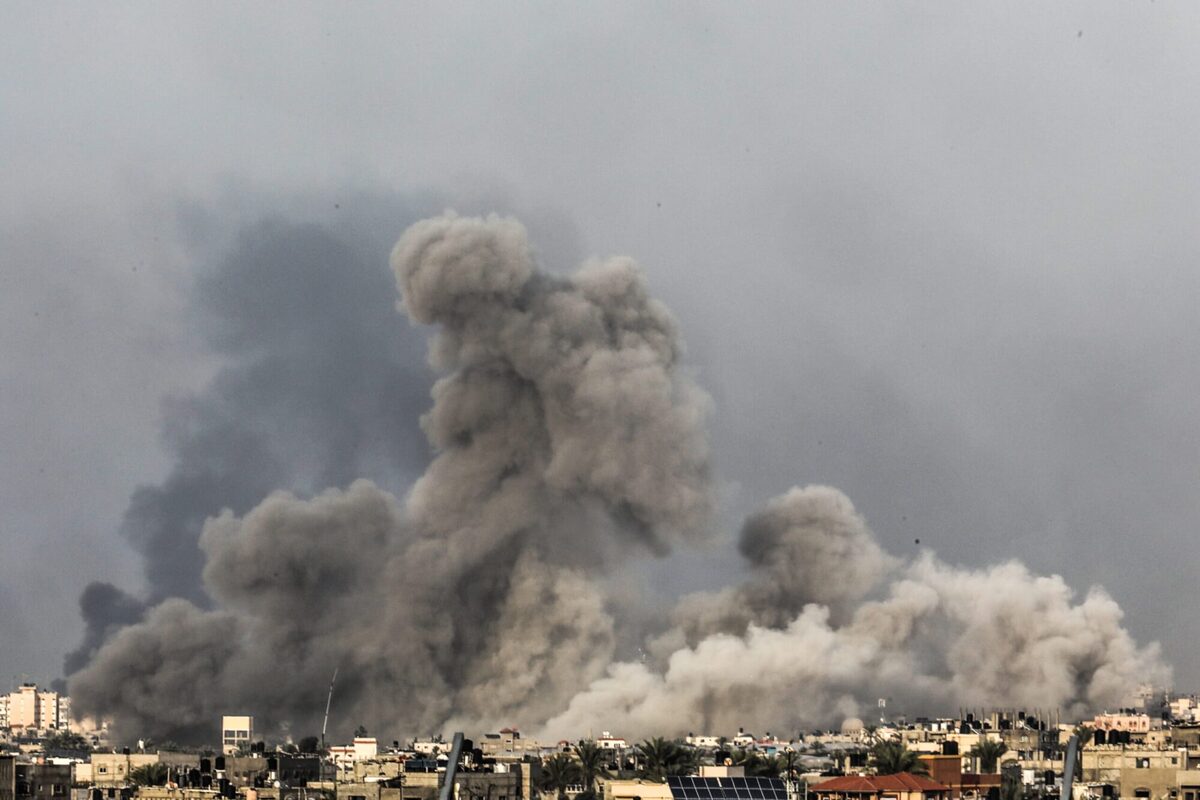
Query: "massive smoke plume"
69 213 1167 743
70 212 711 740
62 216 434 678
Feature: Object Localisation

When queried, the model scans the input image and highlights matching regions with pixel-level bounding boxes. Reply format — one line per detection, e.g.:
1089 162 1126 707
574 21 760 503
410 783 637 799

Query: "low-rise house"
809 773 951 800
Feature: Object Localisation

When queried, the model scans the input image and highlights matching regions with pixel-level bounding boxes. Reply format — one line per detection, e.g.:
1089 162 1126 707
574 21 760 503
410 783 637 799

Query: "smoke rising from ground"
70 212 711 740
69 214 1167 743
62 217 434 678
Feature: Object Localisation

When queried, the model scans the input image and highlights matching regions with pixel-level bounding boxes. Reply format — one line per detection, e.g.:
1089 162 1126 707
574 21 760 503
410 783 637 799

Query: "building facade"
221 717 255 756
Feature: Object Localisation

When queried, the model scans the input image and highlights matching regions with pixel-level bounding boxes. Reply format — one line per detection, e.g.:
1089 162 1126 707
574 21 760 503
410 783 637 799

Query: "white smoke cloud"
542 544 1168 739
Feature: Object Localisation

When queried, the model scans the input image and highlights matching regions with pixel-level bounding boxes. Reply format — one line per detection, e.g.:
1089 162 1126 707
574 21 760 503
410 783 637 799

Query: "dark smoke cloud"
63 214 435 677
68 214 1166 744
69 212 714 742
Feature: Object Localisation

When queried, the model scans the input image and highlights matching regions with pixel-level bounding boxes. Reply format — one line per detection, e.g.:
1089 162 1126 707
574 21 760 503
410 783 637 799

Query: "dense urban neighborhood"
5 683 1200 800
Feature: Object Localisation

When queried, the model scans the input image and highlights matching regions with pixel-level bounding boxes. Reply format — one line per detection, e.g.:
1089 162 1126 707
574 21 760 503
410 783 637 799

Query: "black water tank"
201 758 212 774
943 741 959 756
215 756 226 771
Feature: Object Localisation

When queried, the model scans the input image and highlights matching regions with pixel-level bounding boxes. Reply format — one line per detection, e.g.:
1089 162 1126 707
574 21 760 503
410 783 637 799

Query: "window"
1135 790 1150 799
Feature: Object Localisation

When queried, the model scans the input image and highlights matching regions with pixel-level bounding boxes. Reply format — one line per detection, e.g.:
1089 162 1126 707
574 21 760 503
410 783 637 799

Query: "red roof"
812 773 950 794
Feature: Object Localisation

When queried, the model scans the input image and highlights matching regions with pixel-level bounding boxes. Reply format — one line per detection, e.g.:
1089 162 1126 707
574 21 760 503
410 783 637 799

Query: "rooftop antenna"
320 667 338 754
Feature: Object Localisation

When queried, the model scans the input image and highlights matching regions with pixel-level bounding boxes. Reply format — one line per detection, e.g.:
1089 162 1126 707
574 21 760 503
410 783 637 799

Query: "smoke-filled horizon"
67 214 1168 745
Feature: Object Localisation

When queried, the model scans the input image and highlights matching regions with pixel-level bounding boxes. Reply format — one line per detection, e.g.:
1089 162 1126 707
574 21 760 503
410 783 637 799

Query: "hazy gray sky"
4 2 1200 691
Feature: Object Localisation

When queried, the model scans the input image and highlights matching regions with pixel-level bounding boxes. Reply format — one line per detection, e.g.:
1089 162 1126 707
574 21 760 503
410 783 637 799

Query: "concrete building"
87 753 196 789
331 740 380 779
1093 716 1152 735
1078 745 1186 800
334 768 522 800
1176 771 1200 800
14 763 71 800
221 717 254 756
602 780 672 800
918 755 1001 800
0 686 73 735
222 755 320 789
810 774 951 800
595 734 627 753
2 755 15 800
8 686 40 732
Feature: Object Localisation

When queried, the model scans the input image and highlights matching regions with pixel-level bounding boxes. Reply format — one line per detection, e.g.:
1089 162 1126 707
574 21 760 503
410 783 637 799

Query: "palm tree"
870 741 928 776
667 745 700 778
129 764 171 786
538 754 582 800
1000 773 1024 800
637 738 698 781
969 740 1008 774
731 749 779 778
751 755 783 779
574 741 611 794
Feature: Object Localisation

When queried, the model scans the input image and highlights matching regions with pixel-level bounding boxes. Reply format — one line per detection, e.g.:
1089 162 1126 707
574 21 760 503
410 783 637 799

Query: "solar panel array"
667 776 788 800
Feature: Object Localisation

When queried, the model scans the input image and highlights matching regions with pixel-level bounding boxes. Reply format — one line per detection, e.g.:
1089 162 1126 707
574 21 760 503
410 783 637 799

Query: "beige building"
1093 715 1152 735
8 686 40 731
222 716 255 756
0 684 73 733
1079 745 1185 800
88 752 196 788
601 780 673 800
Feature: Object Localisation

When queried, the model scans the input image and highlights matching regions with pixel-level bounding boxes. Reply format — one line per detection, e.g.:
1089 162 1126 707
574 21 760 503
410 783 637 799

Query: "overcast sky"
4 2 1200 692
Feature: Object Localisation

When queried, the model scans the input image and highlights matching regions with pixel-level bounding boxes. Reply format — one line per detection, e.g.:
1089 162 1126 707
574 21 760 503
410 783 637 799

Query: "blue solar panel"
668 776 788 800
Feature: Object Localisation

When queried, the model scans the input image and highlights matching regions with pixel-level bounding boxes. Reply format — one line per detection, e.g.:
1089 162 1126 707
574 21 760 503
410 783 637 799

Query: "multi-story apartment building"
0 684 72 734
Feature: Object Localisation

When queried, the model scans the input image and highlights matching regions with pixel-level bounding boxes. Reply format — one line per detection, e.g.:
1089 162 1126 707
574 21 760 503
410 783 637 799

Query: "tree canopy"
870 741 928 776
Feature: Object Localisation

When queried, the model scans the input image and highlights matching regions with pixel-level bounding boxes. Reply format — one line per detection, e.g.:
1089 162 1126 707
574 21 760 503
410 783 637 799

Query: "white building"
686 735 721 749
597 732 628 751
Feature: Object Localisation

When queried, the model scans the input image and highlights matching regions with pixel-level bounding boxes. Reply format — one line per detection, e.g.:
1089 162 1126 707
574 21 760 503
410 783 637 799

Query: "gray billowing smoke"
654 485 895 656
70 212 712 740
542 486 1168 739
70 213 1167 744
62 218 434 679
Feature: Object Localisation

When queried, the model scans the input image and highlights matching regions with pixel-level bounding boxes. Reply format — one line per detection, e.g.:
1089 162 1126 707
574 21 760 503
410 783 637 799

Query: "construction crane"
320 667 338 755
